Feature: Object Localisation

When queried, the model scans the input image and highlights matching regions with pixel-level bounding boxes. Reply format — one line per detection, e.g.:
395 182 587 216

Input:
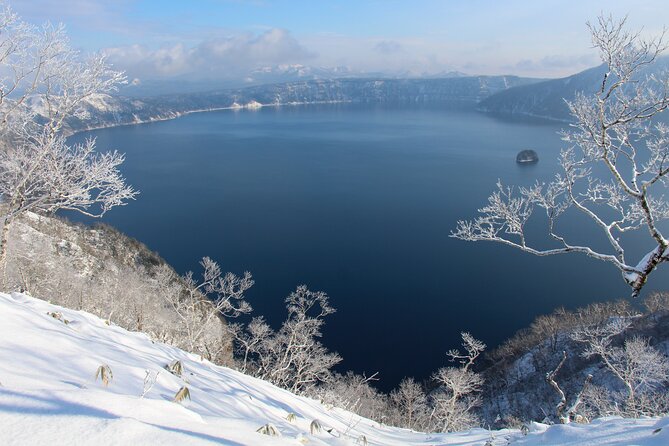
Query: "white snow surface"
1 292 669 446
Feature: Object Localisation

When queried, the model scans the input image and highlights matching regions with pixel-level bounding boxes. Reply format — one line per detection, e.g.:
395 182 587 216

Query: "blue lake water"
69 103 669 391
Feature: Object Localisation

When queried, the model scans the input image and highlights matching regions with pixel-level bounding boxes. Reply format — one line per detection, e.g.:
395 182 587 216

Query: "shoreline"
69 99 354 136
69 98 566 138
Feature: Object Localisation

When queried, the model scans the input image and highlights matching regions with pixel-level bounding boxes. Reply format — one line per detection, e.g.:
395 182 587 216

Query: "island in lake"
516 149 539 164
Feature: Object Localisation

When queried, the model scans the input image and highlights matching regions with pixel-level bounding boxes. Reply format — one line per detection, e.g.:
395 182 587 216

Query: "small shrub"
47 312 70 324
310 419 322 434
357 435 368 445
95 364 113 387
256 423 280 436
286 412 297 423
140 370 159 398
173 386 191 403
166 360 184 378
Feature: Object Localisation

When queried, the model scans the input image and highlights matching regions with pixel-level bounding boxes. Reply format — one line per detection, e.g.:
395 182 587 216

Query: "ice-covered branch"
0 4 132 285
453 14 669 297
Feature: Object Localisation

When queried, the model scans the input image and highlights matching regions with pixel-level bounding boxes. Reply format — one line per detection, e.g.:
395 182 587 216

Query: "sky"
11 0 669 83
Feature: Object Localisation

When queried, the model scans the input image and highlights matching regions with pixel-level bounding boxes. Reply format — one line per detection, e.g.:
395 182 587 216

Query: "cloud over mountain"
104 29 316 80
373 40 403 54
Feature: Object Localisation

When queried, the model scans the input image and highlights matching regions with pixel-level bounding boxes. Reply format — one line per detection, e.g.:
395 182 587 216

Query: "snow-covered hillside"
62 76 542 134
1 292 668 446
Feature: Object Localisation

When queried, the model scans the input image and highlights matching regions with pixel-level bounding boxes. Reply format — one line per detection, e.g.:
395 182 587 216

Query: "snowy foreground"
1 293 669 445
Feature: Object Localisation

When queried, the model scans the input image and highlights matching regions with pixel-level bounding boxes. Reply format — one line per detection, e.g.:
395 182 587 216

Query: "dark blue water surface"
69 103 669 391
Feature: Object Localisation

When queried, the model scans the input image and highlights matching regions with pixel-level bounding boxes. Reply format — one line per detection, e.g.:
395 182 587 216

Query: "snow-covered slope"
477 56 669 122
63 76 542 133
1 292 668 446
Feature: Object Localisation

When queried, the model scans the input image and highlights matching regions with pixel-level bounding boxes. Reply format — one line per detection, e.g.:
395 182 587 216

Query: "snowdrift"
1 292 668 445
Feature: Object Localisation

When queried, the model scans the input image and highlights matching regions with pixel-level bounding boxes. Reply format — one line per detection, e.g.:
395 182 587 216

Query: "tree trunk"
0 216 12 289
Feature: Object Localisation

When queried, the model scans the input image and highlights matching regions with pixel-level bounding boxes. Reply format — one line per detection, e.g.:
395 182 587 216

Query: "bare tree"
225 317 273 374
643 291 669 312
452 15 669 296
571 319 669 415
545 350 592 423
161 258 253 358
0 3 134 282
228 285 341 395
261 286 341 394
390 377 430 431
316 372 390 424
430 332 485 432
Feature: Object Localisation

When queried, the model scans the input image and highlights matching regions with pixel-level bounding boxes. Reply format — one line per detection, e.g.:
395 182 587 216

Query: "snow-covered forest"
2 1 669 444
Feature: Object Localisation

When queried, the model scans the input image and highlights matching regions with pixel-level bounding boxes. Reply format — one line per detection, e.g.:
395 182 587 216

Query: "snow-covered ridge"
1 292 668 445
63 76 541 135
477 56 669 122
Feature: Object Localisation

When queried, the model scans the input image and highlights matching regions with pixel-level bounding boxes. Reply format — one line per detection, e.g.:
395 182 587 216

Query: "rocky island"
516 149 539 164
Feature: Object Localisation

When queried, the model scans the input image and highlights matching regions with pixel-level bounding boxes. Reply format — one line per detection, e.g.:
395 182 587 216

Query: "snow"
515 418 669 445
623 244 669 285
82 93 122 112
245 100 263 109
1 292 668 445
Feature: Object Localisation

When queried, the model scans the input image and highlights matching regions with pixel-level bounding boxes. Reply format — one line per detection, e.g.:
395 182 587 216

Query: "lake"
69 103 669 391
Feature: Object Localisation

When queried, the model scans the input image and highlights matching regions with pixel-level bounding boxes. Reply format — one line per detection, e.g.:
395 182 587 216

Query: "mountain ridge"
65 75 542 134
478 57 669 121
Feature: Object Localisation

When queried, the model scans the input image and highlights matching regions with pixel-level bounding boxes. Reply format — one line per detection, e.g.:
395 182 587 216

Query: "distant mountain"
419 70 469 79
245 64 365 84
120 65 476 98
68 75 542 133
478 57 669 121
120 65 382 97
477 65 607 121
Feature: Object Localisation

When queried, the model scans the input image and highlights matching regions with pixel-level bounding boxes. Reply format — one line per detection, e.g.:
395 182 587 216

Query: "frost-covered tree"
316 372 391 423
0 3 134 282
545 350 592 424
571 319 669 415
452 15 669 297
161 258 253 359
390 377 430 431
226 316 273 374
228 285 342 395
430 332 485 432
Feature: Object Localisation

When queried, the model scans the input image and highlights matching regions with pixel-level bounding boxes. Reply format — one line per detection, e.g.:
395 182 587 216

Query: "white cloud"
508 53 600 77
12 0 669 81
374 40 403 55
104 29 316 80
